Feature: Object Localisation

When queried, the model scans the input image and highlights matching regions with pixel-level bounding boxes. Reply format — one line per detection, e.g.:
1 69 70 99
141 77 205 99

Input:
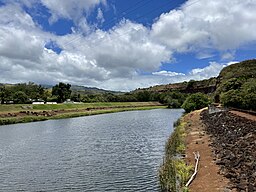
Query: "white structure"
46 102 57 104
32 102 45 105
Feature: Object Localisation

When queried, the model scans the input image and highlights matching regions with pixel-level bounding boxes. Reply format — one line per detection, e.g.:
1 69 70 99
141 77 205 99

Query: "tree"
181 93 210 113
220 78 256 110
135 91 151 102
0 87 11 104
13 91 29 104
52 82 72 103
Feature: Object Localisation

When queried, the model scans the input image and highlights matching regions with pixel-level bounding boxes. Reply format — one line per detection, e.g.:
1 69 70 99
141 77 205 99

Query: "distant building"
4 100 14 104
32 102 45 105
64 99 74 103
46 102 57 104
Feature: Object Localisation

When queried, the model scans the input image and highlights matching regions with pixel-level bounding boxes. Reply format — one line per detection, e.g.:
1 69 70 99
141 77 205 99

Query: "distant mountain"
0 83 124 95
70 85 123 95
42 84 124 95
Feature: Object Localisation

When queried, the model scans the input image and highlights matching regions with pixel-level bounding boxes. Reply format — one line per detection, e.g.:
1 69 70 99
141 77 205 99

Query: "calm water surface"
0 109 183 192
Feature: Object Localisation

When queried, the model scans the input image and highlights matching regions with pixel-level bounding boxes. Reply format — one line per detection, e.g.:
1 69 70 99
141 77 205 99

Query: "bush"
182 93 210 113
220 78 256 110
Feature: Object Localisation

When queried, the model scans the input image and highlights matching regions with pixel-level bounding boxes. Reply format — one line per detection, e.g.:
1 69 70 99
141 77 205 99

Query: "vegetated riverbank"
159 108 239 192
0 102 164 125
201 110 256 191
159 116 193 192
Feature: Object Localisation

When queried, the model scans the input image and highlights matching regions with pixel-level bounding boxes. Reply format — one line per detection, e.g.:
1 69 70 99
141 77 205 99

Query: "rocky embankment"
201 110 256 192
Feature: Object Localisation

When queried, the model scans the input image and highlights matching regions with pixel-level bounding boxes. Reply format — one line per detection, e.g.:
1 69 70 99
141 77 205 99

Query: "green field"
0 102 161 113
0 102 165 125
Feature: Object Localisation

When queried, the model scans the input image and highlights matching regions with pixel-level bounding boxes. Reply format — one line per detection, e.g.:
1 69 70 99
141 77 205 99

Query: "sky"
0 0 255 91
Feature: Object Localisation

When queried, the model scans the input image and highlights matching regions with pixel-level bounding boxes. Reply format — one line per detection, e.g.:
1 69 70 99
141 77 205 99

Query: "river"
0 109 183 192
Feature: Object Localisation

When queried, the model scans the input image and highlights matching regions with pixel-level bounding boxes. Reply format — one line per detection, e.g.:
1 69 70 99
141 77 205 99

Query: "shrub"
182 93 210 113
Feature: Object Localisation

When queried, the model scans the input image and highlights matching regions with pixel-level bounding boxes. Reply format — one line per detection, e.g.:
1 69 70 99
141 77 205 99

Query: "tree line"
0 82 71 104
0 81 213 113
0 82 193 106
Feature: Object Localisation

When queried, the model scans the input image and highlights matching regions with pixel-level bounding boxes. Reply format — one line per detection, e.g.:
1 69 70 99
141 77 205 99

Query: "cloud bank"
0 0 255 91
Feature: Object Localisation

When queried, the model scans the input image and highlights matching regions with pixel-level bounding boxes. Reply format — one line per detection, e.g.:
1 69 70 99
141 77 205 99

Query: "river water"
0 109 183 192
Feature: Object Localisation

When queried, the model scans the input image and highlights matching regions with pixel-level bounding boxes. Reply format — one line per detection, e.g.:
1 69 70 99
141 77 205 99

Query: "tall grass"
159 118 192 192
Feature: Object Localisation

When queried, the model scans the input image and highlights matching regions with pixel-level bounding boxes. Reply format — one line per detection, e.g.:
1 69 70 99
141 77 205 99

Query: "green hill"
133 59 256 110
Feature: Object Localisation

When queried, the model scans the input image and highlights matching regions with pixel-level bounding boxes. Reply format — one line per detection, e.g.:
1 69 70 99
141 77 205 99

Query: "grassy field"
0 102 161 113
0 102 165 125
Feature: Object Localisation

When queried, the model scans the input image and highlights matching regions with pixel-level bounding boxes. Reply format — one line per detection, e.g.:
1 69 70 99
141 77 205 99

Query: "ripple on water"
0 109 184 192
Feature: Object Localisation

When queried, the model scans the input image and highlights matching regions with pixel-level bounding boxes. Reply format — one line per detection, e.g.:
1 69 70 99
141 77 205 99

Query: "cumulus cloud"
189 62 226 79
58 20 171 78
0 4 171 90
152 71 185 77
99 61 232 91
40 0 106 23
151 0 256 53
0 0 255 91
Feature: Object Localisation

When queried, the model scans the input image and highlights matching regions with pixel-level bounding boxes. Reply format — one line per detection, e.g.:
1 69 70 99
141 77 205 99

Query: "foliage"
159 118 192 192
215 60 256 110
135 90 151 102
13 91 29 104
220 78 256 110
219 59 256 81
0 82 46 104
159 91 187 108
52 82 72 103
175 160 193 187
182 93 210 113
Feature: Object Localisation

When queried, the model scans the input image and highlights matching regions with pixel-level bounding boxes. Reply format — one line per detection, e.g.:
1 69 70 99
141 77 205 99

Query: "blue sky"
0 0 255 91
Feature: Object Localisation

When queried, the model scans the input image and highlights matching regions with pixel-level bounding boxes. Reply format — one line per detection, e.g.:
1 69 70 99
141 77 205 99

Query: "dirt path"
230 110 256 121
184 109 233 192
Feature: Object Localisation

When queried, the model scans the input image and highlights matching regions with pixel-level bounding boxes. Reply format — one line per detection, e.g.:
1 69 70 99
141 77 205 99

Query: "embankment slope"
201 110 256 191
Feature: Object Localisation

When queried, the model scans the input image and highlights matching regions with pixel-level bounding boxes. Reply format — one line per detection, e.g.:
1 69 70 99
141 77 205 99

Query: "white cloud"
97 8 105 24
58 20 171 78
189 61 226 79
151 0 256 53
0 4 171 90
41 0 106 24
0 0 255 91
152 71 185 77
0 4 35 28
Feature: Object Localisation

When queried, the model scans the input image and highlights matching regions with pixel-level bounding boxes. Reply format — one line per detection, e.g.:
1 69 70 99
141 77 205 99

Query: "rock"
201 110 256 191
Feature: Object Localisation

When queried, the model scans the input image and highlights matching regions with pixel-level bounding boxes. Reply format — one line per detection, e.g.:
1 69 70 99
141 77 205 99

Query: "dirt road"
184 110 233 192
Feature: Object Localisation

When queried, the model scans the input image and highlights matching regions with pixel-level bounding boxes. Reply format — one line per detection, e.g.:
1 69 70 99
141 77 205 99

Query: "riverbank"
159 108 245 192
181 108 256 192
159 116 192 192
184 109 231 192
0 102 165 125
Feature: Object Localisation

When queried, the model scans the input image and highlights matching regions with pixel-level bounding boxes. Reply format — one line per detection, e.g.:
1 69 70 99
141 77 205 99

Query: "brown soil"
230 110 256 121
184 109 234 192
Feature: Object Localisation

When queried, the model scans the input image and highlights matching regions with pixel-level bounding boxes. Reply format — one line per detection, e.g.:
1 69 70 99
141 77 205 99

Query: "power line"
61 0 153 48
61 0 201 50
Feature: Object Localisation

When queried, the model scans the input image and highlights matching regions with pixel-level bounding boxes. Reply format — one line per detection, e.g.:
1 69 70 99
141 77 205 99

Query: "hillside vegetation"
215 60 256 110
135 59 256 111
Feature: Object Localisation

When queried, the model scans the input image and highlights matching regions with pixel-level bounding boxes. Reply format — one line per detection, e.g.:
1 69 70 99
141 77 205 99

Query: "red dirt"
230 110 256 121
184 109 235 192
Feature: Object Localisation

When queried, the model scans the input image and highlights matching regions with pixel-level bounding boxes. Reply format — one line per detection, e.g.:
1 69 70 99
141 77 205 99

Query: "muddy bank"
201 110 256 191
